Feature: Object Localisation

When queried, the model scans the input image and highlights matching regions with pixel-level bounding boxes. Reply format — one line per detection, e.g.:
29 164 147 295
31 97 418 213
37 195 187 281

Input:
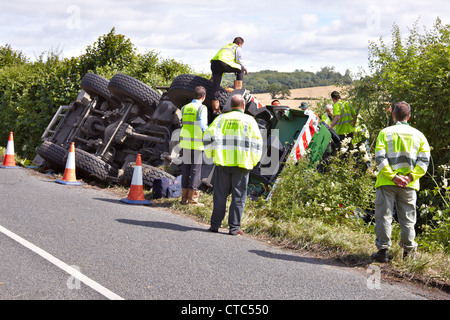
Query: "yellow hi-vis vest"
321 113 332 125
375 122 430 191
203 110 263 170
180 101 206 151
211 43 241 69
332 100 356 135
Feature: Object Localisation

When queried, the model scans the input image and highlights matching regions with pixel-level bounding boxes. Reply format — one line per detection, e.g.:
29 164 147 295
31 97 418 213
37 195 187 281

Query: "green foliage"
79 27 136 74
0 50 80 158
417 164 450 253
266 83 291 99
0 28 195 159
268 142 376 226
0 44 28 68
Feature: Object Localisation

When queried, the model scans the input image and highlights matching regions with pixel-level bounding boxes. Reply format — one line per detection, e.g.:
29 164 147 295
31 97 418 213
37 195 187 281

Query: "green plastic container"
248 108 332 198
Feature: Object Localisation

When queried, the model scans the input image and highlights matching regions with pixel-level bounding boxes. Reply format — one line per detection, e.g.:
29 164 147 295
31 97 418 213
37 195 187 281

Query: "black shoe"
371 249 389 263
208 227 218 233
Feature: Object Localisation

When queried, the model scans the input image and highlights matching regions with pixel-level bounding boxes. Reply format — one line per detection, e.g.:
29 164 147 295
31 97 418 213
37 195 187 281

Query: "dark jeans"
181 149 203 190
210 165 249 233
210 60 245 100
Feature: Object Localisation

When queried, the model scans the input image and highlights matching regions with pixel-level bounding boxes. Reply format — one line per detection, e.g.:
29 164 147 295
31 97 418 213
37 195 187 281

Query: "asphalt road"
0 167 443 303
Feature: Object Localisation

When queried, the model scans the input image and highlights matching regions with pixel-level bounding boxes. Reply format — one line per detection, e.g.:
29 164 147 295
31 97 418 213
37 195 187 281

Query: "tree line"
223 67 353 94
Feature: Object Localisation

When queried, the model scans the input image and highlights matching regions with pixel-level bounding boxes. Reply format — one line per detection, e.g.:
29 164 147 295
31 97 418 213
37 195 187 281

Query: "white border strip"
0 225 124 300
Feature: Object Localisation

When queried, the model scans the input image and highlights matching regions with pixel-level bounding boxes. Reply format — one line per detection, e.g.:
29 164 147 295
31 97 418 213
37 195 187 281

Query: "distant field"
252 85 346 111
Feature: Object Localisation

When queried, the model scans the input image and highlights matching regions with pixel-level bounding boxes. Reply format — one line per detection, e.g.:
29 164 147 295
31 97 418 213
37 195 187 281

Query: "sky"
1 0 448 77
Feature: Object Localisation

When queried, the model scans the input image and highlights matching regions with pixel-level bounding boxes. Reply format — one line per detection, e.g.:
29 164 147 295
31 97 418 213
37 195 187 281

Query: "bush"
0 51 80 159
417 165 450 253
268 140 376 226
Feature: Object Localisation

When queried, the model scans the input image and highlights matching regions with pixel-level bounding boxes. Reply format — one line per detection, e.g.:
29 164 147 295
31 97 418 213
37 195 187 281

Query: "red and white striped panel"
289 110 320 162
265 110 320 202
249 95 264 109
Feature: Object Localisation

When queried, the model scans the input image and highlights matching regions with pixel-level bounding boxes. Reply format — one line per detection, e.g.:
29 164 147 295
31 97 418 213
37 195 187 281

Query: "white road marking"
0 224 124 300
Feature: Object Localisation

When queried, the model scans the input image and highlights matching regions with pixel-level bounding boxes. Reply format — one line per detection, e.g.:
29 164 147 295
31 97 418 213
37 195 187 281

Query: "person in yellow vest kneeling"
179 86 208 206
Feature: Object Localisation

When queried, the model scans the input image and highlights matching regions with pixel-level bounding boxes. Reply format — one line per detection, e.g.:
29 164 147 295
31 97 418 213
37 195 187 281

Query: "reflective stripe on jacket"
375 122 430 191
211 43 242 69
180 101 206 150
333 100 356 135
203 110 263 170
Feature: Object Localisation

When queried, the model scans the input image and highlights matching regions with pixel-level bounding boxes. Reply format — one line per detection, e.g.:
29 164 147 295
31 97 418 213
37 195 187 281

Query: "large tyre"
74 148 118 182
80 73 121 109
37 141 67 172
120 162 175 188
167 74 229 111
107 73 161 113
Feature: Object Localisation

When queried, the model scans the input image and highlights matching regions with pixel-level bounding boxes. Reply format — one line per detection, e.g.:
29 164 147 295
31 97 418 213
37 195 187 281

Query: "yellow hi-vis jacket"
180 101 207 151
211 43 241 69
375 122 430 191
332 100 356 135
203 110 263 170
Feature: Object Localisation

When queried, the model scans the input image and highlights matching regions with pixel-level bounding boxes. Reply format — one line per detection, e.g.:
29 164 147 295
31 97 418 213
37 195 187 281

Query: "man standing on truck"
371 101 430 262
210 37 248 115
179 86 208 206
330 91 357 140
203 94 262 235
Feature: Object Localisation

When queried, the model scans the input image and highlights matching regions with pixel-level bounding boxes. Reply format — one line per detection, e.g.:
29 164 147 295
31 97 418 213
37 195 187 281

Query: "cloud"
301 14 319 29
0 0 448 75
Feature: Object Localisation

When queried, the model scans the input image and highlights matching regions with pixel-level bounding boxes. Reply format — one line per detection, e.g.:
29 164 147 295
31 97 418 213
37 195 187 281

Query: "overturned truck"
34 73 338 198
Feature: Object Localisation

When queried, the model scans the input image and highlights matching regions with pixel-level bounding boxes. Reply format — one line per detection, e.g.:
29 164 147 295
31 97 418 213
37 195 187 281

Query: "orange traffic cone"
1 132 19 168
120 154 151 205
56 142 82 185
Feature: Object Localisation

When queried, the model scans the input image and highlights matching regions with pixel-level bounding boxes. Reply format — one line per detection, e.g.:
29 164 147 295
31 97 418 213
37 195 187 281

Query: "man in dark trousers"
210 37 248 115
179 86 208 206
203 94 263 235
